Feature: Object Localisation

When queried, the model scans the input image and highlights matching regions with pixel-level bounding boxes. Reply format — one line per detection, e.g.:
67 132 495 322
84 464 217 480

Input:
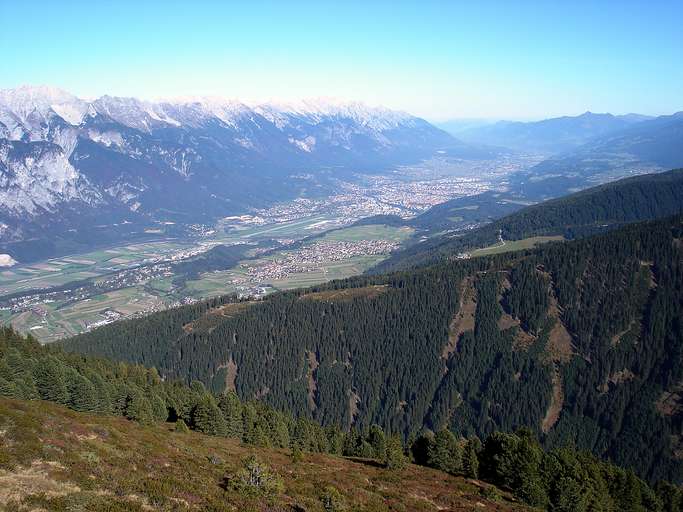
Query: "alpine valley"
3 91 683 512
0 85 478 262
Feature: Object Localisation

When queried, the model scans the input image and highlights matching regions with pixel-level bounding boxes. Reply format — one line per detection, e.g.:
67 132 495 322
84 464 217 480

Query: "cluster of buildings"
244 239 399 282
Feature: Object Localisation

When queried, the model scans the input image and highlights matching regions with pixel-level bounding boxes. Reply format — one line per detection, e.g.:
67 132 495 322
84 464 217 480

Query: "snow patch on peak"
0 85 88 126
256 97 415 131
288 136 316 152
162 96 251 128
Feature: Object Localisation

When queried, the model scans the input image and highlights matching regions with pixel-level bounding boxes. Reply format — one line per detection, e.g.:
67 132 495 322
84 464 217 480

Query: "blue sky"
1 0 682 120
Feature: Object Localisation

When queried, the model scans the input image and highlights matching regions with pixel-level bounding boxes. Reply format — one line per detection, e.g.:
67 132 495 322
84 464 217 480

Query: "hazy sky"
2 0 682 121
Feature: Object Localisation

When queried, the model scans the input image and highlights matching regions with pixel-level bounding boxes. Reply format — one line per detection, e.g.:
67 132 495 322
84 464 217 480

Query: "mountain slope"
514 112 683 195
1 398 529 512
0 86 481 262
1 322 674 512
457 111 651 154
376 168 683 272
62 214 683 484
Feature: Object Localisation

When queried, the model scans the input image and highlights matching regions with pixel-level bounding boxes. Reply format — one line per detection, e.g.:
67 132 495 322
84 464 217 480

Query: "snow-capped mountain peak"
1 86 457 255
255 97 415 131
0 85 89 126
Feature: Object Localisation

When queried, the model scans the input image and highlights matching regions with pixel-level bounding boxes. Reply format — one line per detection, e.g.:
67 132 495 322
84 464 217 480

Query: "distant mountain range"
454 111 653 154
443 110 683 199
521 112 683 187
0 85 480 260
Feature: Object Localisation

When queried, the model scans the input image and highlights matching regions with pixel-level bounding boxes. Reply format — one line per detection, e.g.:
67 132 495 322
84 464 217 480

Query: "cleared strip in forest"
299 284 389 302
538 269 574 432
214 357 238 393
441 277 476 360
542 367 564 433
497 274 537 351
306 350 319 412
182 301 256 333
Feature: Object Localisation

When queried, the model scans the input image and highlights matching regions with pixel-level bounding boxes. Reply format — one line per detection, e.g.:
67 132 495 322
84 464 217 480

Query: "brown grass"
0 461 80 506
544 283 574 364
656 381 683 417
639 261 658 290
442 278 476 360
0 398 531 511
599 369 636 393
541 368 563 434
348 390 360 429
497 275 537 351
300 285 389 302
182 302 256 333
535 271 574 433
215 358 238 393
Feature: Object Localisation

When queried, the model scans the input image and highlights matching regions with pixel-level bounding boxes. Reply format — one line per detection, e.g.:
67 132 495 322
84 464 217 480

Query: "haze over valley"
3 85 682 342
2 2 683 511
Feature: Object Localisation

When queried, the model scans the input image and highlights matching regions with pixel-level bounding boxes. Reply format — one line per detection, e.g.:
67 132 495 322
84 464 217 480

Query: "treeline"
377 168 683 272
3 327 683 511
62 215 683 484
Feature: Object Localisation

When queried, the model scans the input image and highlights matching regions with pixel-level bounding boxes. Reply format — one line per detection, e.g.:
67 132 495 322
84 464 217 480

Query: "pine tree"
90 373 113 415
410 432 434 466
218 391 244 438
68 373 98 412
267 411 290 448
463 438 480 478
428 429 462 475
368 424 387 460
110 382 130 416
384 434 407 470
33 357 69 404
0 377 18 398
325 425 345 455
150 393 168 422
125 391 154 424
290 444 304 463
192 395 227 436
242 402 258 444
358 440 375 459
343 428 361 457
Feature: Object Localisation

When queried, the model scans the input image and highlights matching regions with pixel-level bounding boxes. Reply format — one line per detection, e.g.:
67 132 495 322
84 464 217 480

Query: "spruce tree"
463 438 480 478
68 373 98 413
192 395 227 436
33 357 69 404
368 424 387 460
150 393 168 422
218 391 244 438
125 391 154 424
428 429 462 475
384 434 407 470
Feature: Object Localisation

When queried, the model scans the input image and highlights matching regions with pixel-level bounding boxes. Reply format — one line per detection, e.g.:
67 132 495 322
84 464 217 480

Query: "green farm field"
470 235 565 257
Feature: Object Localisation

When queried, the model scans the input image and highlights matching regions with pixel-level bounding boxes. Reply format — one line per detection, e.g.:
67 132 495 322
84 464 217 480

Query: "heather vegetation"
3 326 683 510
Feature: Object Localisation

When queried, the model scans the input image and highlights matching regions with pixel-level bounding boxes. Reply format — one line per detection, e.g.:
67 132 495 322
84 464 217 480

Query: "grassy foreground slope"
0 398 528 512
5 327 678 511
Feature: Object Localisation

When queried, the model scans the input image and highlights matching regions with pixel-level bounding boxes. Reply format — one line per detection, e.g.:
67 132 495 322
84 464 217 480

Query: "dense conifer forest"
3 327 683 511
62 213 683 486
